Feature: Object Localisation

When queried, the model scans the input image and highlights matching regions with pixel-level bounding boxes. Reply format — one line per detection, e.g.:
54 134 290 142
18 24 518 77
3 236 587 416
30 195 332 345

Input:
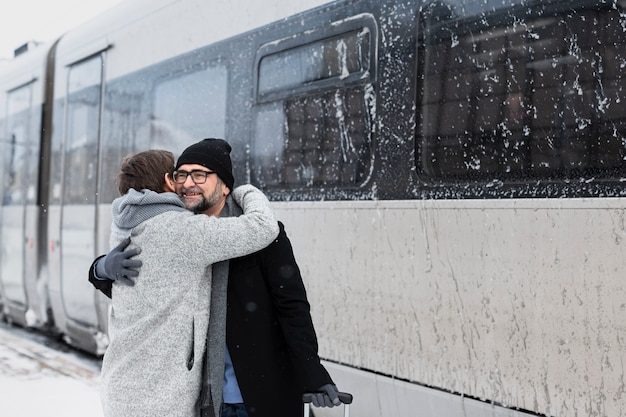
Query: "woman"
99 149 278 417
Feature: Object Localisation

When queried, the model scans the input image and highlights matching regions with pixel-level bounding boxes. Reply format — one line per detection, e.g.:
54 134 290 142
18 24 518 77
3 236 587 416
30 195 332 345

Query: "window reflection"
64 57 102 204
253 21 375 191
418 1 626 181
3 85 31 206
259 30 370 97
153 66 228 151
99 64 228 202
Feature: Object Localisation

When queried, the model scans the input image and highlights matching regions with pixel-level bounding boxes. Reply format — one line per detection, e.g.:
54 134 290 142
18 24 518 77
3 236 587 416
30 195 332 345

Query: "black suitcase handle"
302 391 353 404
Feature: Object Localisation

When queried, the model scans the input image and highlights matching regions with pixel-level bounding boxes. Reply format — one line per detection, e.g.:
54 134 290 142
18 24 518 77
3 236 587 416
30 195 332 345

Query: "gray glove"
95 237 142 286
311 384 340 407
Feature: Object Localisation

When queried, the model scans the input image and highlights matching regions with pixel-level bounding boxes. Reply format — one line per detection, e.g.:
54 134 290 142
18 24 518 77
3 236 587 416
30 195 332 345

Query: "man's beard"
190 196 211 214
186 187 222 214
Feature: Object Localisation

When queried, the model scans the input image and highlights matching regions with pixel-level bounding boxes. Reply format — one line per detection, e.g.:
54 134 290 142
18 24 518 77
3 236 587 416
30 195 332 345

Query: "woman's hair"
116 149 176 195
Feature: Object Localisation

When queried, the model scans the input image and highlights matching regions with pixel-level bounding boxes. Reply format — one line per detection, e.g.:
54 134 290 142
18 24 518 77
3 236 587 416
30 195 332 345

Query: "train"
1 0 625 416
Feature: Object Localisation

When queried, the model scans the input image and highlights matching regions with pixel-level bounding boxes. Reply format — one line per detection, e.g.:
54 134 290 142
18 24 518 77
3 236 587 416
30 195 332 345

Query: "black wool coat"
226 222 333 417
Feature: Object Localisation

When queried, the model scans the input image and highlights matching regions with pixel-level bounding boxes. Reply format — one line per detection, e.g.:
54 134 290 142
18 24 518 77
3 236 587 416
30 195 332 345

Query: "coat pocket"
186 317 195 370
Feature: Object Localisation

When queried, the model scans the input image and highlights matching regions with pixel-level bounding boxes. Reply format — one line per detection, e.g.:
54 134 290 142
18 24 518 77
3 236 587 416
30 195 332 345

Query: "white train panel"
53 0 331 85
274 199 626 416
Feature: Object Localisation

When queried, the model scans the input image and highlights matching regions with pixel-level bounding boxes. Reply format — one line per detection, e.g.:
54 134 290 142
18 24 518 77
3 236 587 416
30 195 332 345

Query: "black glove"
311 384 340 407
95 237 142 286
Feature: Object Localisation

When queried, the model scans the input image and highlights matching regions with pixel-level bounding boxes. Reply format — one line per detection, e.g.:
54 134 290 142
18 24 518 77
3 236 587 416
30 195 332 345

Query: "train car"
1 0 625 416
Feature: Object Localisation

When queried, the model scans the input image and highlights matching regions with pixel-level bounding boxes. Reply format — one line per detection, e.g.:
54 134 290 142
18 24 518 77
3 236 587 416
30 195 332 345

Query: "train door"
57 55 104 351
0 85 31 323
0 82 40 326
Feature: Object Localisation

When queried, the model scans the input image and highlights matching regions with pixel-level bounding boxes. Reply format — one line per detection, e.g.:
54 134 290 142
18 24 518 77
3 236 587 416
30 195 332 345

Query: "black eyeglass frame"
172 169 216 184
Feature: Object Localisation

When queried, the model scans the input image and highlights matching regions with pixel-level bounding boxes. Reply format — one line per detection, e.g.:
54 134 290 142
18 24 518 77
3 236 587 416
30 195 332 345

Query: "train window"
63 56 102 204
3 85 32 206
417 0 626 184
98 63 229 203
251 16 376 192
257 29 370 100
152 65 228 151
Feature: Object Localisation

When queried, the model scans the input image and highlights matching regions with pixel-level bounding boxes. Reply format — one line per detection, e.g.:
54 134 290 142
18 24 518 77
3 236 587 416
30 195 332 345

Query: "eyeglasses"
172 169 216 184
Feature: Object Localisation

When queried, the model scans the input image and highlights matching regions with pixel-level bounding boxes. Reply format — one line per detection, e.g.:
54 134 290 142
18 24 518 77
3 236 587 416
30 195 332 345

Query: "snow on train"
1 0 625 416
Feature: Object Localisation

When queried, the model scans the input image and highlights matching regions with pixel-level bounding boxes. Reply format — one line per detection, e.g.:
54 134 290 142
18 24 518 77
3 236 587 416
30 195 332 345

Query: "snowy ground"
0 322 103 417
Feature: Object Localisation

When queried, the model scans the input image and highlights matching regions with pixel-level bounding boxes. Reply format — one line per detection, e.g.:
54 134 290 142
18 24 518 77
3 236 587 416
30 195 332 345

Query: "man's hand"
311 384 340 407
96 238 142 286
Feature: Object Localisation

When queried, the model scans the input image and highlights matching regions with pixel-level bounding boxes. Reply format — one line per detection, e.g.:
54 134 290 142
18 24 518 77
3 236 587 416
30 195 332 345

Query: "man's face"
174 163 228 214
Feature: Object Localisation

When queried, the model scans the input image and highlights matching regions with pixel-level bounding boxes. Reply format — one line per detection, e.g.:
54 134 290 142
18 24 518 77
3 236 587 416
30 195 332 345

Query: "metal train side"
1 0 626 416
277 198 626 417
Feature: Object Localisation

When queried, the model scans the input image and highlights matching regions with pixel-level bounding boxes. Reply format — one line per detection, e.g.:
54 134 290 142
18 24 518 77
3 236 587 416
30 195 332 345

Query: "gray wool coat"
100 185 278 417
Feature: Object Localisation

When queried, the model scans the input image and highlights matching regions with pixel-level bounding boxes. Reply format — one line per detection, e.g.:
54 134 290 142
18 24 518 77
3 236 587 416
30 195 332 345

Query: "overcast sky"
0 0 124 60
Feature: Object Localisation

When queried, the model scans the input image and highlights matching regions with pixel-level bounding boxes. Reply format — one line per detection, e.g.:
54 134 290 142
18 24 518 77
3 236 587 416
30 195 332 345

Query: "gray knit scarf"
202 194 243 417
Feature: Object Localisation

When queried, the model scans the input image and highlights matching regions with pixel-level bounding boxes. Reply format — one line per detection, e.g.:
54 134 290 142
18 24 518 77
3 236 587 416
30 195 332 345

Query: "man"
98 149 279 417
90 138 340 417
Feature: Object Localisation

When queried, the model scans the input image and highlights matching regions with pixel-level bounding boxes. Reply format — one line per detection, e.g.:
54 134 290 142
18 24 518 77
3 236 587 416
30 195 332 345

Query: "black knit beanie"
176 138 235 190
